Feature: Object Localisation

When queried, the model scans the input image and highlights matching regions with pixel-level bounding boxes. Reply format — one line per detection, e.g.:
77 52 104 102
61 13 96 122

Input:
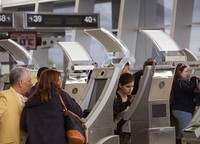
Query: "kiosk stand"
122 29 196 144
0 39 37 90
57 41 94 103
79 28 133 144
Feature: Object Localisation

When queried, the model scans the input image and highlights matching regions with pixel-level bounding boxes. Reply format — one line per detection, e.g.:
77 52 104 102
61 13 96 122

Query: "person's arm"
179 76 197 93
0 94 8 118
132 70 143 95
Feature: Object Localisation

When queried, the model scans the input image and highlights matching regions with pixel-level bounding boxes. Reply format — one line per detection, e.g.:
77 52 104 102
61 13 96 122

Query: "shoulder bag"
59 94 87 144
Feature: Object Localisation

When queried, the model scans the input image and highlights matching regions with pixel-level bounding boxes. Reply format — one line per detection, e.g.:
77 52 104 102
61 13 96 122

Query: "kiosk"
79 28 133 144
121 29 194 144
0 39 37 90
57 41 94 102
182 107 200 143
0 39 36 65
140 30 200 144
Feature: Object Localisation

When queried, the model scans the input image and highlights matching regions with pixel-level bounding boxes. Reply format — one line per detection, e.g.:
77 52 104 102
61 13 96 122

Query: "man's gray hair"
9 67 30 86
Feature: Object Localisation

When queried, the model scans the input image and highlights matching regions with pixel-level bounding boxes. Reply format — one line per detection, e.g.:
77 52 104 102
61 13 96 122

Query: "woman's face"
180 67 188 79
119 81 134 95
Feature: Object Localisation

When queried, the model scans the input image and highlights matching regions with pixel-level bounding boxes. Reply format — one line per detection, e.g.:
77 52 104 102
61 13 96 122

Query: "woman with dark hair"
113 73 134 143
27 67 49 97
113 73 135 118
171 63 199 142
21 69 83 144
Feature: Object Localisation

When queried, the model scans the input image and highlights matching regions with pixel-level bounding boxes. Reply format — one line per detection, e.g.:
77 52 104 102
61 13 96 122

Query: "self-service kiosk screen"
88 79 107 110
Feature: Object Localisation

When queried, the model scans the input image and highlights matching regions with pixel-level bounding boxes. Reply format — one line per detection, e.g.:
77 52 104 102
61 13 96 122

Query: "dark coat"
131 70 143 95
27 84 37 97
172 76 197 114
113 92 131 119
21 90 83 144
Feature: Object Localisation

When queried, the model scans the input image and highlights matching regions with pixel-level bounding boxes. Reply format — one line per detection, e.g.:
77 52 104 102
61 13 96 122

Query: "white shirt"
17 93 28 108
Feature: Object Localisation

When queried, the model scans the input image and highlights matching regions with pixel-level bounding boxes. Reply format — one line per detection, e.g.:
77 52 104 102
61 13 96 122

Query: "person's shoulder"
178 77 187 82
0 88 14 102
0 88 13 95
60 89 72 99
60 89 69 95
115 92 122 101
0 90 6 97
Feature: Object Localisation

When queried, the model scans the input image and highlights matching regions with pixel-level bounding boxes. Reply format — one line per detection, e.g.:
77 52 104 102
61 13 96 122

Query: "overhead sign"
24 13 100 28
0 13 13 27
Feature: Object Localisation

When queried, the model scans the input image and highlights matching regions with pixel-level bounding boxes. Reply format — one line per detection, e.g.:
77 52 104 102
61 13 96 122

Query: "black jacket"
113 92 131 119
21 90 83 144
172 76 197 114
132 70 143 95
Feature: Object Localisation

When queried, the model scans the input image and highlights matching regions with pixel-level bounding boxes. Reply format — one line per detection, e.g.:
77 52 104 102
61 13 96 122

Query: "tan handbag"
59 94 87 144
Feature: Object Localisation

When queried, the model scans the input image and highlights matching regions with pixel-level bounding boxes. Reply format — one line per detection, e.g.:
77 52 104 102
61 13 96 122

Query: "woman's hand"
129 95 136 103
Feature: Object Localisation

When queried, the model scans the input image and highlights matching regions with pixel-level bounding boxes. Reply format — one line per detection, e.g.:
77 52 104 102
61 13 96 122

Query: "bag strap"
59 94 88 144
58 94 68 116
59 94 84 120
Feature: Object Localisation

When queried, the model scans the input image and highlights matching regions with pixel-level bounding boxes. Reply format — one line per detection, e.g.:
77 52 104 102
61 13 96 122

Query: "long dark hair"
29 69 62 102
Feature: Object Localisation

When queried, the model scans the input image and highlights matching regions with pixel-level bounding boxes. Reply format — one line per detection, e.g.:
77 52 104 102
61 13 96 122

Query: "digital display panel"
9 31 37 50
88 79 107 110
25 13 99 28
0 13 13 27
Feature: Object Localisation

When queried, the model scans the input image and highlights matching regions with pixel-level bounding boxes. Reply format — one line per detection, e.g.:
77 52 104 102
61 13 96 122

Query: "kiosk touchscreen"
80 67 114 117
82 78 107 118
88 79 107 110
79 66 121 144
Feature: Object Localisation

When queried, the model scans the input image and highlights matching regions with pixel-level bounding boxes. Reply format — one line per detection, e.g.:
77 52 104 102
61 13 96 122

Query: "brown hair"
29 69 61 102
37 67 49 78
119 73 134 86
172 63 187 86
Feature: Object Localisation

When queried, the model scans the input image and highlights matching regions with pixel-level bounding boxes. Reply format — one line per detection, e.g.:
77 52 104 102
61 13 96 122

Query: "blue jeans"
172 110 192 138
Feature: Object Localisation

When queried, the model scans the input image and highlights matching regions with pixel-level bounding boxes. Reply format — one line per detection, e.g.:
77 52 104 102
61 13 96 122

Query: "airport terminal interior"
1 0 200 144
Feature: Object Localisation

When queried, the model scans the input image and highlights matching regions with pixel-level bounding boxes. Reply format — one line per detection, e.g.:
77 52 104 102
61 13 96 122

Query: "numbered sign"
0 13 13 27
25 13 99 28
